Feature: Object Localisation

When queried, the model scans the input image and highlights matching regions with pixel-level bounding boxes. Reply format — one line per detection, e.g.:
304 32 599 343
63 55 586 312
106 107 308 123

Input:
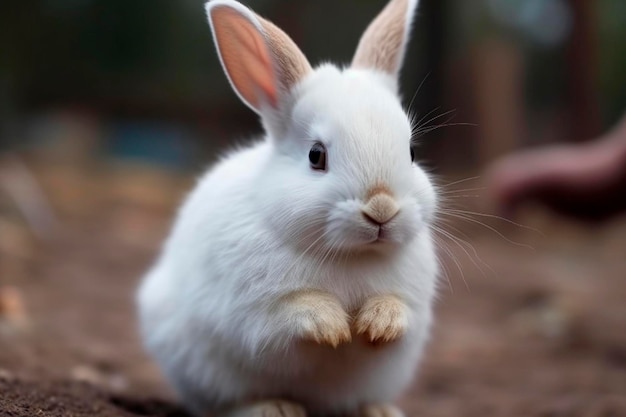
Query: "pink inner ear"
211 6 279 110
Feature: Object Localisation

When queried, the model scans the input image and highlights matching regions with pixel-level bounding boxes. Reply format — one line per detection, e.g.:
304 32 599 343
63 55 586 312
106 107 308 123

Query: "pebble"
70 365 103 385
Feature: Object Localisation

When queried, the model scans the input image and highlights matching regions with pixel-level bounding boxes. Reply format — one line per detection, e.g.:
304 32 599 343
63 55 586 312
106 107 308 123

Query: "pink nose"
362 194 399 225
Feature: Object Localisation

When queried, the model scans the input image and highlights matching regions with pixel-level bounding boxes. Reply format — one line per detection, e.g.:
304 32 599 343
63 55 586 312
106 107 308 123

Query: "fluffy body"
137 66 438 416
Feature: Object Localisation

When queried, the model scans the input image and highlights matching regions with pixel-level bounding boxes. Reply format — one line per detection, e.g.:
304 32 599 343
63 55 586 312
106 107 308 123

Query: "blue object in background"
106 122 200 170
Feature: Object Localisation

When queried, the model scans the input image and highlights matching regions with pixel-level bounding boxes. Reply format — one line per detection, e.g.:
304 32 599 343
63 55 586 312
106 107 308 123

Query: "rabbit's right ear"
206 1 312 115
352 0 419 82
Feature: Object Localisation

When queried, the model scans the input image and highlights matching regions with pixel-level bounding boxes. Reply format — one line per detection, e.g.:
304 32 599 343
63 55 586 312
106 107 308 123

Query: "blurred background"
1 0 625 415
2 0 626 173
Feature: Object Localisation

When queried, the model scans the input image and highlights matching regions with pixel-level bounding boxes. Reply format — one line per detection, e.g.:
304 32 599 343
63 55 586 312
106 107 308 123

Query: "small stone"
70 365 103 385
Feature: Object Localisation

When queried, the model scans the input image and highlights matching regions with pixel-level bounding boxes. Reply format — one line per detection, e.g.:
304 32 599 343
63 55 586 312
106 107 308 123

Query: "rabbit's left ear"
351 0 419 81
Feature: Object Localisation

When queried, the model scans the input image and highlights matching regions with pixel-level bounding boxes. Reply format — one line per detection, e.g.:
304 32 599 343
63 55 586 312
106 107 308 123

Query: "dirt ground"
1 160 625 417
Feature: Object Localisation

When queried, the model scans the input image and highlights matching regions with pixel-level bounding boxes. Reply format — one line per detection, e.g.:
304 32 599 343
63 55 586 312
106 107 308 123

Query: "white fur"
137 1 438 416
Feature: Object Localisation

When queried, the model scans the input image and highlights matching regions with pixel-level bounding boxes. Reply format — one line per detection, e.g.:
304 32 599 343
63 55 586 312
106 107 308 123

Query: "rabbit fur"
137 0 439 416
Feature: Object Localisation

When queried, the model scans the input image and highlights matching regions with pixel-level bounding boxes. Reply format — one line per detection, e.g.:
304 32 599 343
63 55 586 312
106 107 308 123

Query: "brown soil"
1 161 625 416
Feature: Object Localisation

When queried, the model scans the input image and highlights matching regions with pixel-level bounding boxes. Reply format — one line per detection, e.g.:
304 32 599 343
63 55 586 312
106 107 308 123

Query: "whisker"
312 235 342 281
417 108 457 128
431 226 469 291
440 194 481 199
439 187 486 194
444 209 545 236
435 219 496 278
440 211 535 250
412 106 442 131
413 122 478 138
439 176 481 188
282 227 333 277
433 235 455 294
406 71 431 112
432 225 476 289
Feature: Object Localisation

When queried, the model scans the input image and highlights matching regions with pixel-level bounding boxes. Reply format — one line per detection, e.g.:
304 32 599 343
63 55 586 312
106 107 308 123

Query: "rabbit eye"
410 147 415 163
309 142 327 171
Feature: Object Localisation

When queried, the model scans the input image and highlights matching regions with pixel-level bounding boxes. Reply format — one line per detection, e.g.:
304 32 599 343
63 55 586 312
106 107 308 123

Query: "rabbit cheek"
326 200 375 248
328 206 410 249
393 209 422 243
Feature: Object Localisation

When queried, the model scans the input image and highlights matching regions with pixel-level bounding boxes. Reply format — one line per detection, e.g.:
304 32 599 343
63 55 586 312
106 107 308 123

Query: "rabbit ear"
206 1 312 114
352 0 419 79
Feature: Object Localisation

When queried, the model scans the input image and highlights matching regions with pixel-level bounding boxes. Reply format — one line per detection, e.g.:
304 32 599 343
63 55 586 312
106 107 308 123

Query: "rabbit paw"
281 290 351 348
354 295 408 344
221 400 306 417
359 404 404 417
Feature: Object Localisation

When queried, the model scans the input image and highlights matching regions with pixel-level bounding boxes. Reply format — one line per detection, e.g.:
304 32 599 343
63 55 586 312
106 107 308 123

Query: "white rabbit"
136 0 439 416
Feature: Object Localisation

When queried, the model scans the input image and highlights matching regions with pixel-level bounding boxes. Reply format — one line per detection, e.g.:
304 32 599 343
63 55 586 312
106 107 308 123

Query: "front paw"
282 290 351 348
354 295 408 344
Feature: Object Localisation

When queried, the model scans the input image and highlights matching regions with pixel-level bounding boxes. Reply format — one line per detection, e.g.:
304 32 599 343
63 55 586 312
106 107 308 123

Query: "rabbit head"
205 0 436 254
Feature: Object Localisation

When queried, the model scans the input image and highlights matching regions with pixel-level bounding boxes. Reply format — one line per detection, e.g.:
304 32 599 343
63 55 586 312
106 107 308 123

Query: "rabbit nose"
362 193 399 225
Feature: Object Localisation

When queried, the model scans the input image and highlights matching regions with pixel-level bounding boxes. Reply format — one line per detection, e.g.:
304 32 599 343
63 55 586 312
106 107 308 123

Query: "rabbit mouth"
364 225 395 246
372 226 387 242
325 199 419 249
